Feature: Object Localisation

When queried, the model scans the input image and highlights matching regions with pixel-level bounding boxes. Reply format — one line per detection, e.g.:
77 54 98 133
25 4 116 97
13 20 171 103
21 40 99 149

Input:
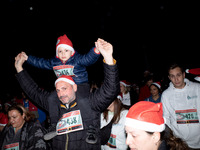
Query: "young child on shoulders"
22 34 100 84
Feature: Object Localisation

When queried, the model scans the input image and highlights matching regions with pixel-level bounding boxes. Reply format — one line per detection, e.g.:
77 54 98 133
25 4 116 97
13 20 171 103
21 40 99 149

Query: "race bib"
53 65 75 77
175 109 199 124
106 134 117 148
4 143 19 150
56 110 84 135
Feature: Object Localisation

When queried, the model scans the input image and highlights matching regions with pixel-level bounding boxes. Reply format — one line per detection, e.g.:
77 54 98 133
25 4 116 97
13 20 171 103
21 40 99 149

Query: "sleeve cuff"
103 59 116 65
94 47 100 55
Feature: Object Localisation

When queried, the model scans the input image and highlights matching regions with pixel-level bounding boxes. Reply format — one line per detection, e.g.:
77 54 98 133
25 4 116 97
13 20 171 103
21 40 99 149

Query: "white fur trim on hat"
151 83 161 89
120 81 130 87
125 117 165 132
55 78 75 86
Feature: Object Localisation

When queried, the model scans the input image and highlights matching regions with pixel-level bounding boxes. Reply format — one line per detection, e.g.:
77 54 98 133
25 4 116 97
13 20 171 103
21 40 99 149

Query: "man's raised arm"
15 52 50 112
91 39 119 111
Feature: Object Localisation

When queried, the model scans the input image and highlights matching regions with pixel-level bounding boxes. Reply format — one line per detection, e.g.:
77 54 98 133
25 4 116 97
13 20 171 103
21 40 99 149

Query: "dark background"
1 0 200 99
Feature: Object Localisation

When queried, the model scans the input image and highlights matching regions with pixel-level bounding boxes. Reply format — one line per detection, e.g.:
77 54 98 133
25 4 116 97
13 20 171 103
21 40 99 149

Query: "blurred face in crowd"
57 47 72 62
56 81 77 104
125 126 160 150
8 110 25 130
168 67 185 89
146 79 153 87
120 83 126 94
150 85 159 97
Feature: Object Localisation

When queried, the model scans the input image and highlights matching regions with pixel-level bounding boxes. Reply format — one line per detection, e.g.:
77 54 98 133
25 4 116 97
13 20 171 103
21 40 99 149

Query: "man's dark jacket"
16 62 119 150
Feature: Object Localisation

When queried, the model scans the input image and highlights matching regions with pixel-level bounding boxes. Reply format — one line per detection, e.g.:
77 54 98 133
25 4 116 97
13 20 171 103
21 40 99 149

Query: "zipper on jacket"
65 133 68 150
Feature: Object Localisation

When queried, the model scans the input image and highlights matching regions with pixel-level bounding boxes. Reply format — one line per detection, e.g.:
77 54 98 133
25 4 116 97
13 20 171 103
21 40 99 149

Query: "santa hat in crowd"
186 68 200 82
120 80 131 87
56 34 75 57
125 101 165 132
151 82 161 89
55 75 75 86
4 102 11 107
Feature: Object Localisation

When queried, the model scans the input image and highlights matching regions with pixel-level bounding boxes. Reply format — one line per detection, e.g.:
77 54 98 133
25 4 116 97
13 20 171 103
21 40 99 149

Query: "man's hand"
15 52 26 73
95 38 114 65
21 51 28 60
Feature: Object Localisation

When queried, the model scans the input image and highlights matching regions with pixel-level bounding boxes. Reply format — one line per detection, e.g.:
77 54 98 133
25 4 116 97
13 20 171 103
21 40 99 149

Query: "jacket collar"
60 99 77 109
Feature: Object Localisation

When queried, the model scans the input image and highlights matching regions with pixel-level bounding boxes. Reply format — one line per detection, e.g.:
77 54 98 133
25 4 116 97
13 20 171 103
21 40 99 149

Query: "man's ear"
183 72 185 78
168 75 171 81
73 84 77 92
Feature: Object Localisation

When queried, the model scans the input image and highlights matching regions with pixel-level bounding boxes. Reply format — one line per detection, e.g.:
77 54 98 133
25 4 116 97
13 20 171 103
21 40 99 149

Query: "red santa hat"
151 82 161 89
56 34 75 57
120 80 131 87
186 68 200 82
55 75 75 86
125 101 165 132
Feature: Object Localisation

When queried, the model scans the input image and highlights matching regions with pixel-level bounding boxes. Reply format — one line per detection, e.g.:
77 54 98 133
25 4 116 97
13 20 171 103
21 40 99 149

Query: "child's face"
57 47 73 62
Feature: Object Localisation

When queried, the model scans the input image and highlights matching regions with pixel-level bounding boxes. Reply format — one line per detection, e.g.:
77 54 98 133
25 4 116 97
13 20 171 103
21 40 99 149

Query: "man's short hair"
168 63 185 74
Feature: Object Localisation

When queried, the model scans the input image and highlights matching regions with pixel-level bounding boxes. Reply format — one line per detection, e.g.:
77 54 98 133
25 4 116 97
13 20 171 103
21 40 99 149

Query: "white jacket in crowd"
100 110 128 150
161 79 200 149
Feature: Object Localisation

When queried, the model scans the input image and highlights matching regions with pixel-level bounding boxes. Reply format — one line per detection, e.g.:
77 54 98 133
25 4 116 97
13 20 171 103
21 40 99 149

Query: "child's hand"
21 51 28 61
95 38 114 65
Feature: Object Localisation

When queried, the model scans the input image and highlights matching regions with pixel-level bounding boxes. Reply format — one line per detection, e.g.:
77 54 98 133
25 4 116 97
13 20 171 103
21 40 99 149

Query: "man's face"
168 67 185 89
56 81 77 104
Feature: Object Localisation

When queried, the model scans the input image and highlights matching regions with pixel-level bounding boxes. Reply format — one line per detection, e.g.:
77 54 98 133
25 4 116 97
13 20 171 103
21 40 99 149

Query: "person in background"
162 63 200 149
0 104 47 150
0 103 8 132
145 82 162 103
16 92 39 120
118 80 131 108
101 98 128 150
4 102 11 114
138 75 153 101
125 101 188 150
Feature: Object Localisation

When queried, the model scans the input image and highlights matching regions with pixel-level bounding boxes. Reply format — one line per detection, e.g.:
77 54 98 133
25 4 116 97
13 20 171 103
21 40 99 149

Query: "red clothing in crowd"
138 85 151 101
0 112 8 126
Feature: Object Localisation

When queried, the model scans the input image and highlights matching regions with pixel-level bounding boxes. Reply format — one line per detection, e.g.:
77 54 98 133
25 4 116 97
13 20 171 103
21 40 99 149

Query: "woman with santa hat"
118 80 131 108
125 101 188 150
144 82 162 103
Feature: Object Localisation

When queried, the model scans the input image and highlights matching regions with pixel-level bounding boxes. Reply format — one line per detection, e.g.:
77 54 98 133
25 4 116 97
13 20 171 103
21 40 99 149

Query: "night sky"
1 1 200 100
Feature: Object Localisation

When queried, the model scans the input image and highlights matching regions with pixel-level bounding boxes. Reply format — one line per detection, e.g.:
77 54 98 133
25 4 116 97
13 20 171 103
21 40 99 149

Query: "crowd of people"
1 34 200 150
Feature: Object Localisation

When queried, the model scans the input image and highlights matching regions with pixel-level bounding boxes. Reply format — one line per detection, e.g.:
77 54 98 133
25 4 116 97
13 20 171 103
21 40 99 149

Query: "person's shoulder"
26 120 42 130
188 80 200 88
162 86 172 95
